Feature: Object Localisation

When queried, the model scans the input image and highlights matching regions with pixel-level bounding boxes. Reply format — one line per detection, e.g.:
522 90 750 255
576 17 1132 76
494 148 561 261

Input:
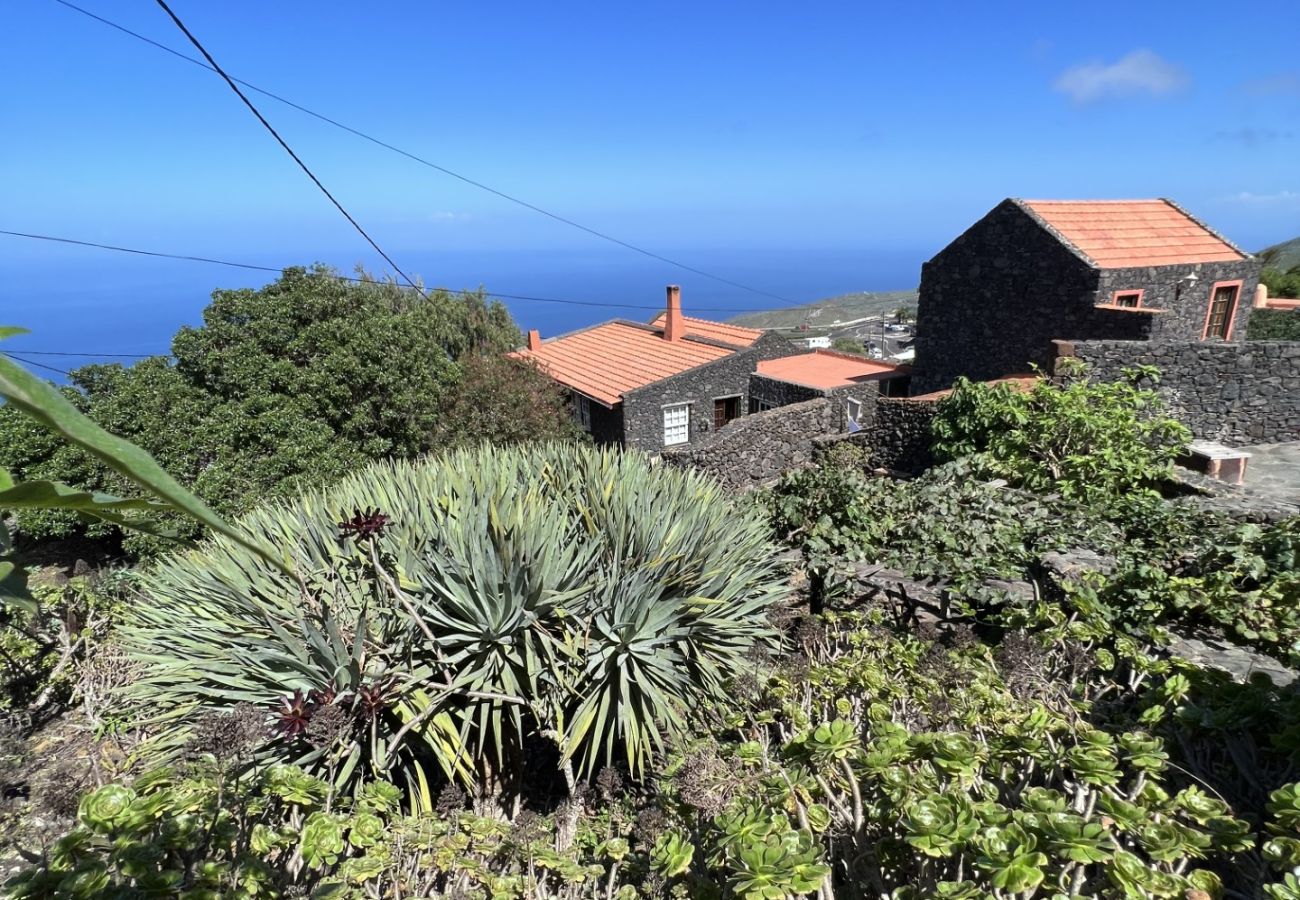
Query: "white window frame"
663 402 690 446
573 393 591 431
846 397 862 425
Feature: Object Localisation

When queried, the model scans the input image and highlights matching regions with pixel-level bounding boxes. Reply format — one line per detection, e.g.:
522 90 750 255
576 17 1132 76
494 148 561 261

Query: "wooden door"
1204 284 1239 340
713 397 739 429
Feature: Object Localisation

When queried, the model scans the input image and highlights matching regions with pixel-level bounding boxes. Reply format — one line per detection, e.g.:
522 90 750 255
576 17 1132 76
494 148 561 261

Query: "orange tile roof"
1021 199 1247 269
757 350 903 390
646 313 763 348
512 321 738 406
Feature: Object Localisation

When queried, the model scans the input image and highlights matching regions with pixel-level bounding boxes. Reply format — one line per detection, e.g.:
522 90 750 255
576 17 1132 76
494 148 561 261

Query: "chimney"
664 285 683 342
527 329 541 351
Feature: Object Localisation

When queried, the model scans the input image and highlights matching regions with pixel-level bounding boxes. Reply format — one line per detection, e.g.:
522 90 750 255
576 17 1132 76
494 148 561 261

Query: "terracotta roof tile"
646 313 763 347
1021 199 1246 268
512 321 738 406
757 350 903 390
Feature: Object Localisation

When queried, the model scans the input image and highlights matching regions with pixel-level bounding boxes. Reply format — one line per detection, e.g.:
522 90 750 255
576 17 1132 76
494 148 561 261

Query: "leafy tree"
0 267 579 552
930 367 1190 501
830 337 866 356
431 353 584 448
892 305 914 323
1261 265 1300 300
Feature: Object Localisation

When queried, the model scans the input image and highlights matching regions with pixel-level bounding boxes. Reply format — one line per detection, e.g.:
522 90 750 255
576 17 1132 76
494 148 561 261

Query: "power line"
1 349 161 358
50 0 796 306
0 229 790 313
2 352 73 376
152 0 429 304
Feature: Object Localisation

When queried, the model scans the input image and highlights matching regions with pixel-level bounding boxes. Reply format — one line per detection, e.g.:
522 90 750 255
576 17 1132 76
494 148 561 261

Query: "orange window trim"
1110 289 1144 308
1200 279 1244 341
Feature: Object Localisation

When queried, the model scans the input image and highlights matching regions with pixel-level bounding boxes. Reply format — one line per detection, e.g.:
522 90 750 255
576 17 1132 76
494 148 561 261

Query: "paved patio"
1244 441 1300 502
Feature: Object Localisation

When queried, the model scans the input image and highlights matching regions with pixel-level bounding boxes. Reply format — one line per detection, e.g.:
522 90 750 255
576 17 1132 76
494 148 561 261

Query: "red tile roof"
1021 199 1247 269
512 321 739 406
646 313 763 347
757 350 904 390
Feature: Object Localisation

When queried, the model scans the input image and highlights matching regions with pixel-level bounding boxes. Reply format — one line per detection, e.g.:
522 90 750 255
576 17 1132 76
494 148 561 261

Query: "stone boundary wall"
659 398 835 491
1059 340 1300 445
812 396 940 474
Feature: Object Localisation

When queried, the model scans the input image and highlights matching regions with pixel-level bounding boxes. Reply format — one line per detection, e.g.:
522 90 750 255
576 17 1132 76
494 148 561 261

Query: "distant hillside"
1260 236 1300 272
728 289 918 329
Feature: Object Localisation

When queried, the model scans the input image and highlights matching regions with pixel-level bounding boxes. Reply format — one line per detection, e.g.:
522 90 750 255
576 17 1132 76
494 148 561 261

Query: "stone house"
911 198 1262 393
514 286 799 452
749 349 911 431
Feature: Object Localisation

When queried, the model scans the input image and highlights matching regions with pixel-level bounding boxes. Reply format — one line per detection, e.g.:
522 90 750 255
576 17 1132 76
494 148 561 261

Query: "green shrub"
930 369 1191 501
0 269 581 555
122 443 784 806
1248 308 1300 341
718 612 1264 898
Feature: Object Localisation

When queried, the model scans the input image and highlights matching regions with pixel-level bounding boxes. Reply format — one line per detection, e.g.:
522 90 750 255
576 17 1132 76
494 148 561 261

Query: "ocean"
1 244 925 380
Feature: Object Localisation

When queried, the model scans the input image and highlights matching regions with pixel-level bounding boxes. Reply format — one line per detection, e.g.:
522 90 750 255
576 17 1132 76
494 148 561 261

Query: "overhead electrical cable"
51 0 795 306
2 350 161 358
0 229 797 313
2 351 74 376
152 0 430 303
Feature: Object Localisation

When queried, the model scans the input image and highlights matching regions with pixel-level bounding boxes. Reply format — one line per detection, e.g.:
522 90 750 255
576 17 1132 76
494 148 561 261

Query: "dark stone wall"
1067 340 1300 445
1096 259 1259 342
748 374 881 432
659 398 836 491
811 396 940 474
620 331 797 452
587 400 623 445
913 200 1104 393
866 397 940 472
748 374 823 409
827 382 881 432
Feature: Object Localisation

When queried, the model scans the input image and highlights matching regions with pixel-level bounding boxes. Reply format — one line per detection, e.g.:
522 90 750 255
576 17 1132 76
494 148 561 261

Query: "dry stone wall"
1064 340 1300 445
812 396 940 474
659 398 835 491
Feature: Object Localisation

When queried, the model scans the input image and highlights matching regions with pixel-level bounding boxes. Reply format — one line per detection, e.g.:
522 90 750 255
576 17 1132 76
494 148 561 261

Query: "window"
1202 281 1242 340
663 403 690 445
713 396 740 429
748 397 775 414
572 393 591 431
846 397 862 428
1111 290 1143 309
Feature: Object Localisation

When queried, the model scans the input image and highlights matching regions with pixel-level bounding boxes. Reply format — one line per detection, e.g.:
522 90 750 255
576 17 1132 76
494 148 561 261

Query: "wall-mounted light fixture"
1174 271 1199 303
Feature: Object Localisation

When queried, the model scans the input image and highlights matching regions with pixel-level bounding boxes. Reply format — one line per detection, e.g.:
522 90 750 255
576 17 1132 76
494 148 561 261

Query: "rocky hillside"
727 288 917 329
1261 235 1300 271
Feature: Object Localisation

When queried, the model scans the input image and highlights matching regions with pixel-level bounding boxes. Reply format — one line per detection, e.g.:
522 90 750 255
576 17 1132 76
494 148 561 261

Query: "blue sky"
2 0 1299 354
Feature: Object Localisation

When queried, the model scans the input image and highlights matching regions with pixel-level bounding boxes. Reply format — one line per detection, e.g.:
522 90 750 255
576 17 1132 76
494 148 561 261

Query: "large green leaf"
0 333 286 571
0 479 169 513
0 559 35 615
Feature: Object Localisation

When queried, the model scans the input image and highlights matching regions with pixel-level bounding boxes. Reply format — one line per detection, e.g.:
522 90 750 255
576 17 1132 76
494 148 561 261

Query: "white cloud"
1227 190 1300 205
1214 127 1295 146
1053 49 1188 103
1241 72 1300 96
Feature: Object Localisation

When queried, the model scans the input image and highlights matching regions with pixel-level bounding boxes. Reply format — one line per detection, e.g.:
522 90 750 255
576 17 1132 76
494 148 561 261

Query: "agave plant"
122 443 784 804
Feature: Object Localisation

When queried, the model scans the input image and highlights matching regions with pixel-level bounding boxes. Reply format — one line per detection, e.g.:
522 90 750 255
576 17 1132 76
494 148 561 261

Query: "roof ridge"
1012 198 1098 267
813 347 904 367
1160 197 1252 260
1019 197 1164 204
